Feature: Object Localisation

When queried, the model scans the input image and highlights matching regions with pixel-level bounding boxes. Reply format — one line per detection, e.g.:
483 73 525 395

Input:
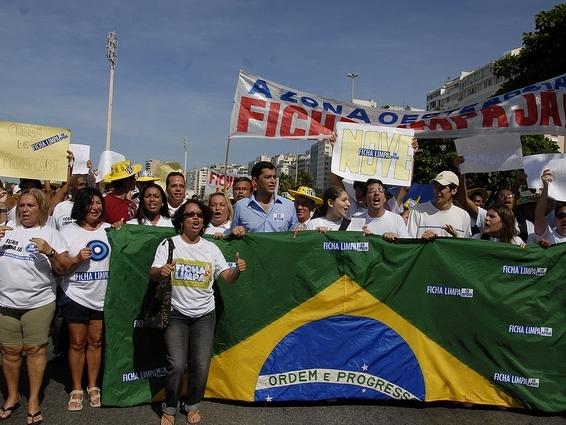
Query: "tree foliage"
494 4 566 93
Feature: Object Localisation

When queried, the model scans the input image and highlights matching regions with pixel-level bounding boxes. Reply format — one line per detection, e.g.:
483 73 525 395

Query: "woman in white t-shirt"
307 186 352 232
472 203 525 247
150 200 247 425
204 192 232 238
127 183 173 227
60 187 111 411
0 189 69 423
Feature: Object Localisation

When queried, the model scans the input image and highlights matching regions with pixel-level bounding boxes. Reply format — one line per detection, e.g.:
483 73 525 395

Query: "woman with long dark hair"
60 188 111 411
472 202 525 246
127 183 172 227
150 200 247 424
307 186 353 232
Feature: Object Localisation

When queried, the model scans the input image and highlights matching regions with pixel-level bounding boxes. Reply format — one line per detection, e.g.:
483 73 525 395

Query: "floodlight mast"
346 72 360 103
104 32 117 151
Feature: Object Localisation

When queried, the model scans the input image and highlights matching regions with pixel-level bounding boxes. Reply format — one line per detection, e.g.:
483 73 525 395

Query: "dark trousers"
162 308 215 415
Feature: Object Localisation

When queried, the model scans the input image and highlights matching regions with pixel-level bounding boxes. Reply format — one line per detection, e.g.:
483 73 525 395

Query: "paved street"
1 354 565 425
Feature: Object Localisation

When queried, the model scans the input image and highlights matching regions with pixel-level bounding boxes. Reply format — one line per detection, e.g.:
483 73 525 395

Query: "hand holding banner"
331 123 414 187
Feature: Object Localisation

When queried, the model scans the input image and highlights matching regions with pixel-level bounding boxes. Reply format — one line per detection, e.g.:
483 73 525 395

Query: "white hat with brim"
288 186 323 205
136 169 160 182
103 160 143 182
430 171 459 187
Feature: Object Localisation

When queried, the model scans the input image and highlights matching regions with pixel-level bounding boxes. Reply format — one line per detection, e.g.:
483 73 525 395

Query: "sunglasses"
557 212 566 220
183 211 204 219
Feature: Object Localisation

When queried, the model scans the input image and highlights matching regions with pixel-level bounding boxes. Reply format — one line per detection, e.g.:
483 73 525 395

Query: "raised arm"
534 169 552 236
453 156 479 217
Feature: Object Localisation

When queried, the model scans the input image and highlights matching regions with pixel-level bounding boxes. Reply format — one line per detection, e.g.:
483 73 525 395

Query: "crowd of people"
0 143 565 424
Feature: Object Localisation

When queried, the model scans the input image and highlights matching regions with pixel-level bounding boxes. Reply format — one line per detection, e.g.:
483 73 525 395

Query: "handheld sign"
332 123 414 186
0 120 70 181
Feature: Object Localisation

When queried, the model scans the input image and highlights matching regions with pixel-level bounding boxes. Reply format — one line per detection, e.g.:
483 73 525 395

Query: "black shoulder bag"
140 238 175 329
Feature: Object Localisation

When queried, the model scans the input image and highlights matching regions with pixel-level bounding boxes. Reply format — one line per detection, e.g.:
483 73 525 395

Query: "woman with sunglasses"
533 169 566 245
150 200 247 425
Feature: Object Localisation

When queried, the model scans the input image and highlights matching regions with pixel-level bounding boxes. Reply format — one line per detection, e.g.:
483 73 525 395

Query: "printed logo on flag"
501 265 547 276
254 315 425 402
493 373 540 388
322 242 369 252
508 325 553 337
426 285 474 298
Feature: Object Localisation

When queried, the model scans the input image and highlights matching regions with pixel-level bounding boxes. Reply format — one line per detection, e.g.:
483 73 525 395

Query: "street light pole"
183 138 188 180
346 72 360 103
105 32 117 152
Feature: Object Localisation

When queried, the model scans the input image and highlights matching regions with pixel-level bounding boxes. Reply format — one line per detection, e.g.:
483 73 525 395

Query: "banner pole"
223 136 231 192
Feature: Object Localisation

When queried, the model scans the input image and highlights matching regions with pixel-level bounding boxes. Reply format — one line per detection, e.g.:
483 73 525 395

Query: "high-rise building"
426 48 521 111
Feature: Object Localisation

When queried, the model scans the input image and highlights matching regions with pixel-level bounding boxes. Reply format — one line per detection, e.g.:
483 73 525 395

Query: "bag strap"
166 238 175 263
338 218 351 231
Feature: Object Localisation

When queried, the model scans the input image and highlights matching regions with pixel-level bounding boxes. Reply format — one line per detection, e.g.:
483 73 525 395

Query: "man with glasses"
355 179 408 240
407 171 471 239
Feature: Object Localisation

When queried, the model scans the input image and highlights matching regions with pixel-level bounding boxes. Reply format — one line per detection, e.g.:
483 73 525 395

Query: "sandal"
161 413 176 425
67 390 83 411
26 410 43 425
186 410 202 424
87 387 101 408
0 398 21 420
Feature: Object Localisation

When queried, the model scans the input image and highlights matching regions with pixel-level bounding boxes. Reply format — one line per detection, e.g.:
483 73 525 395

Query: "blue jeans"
162 308 216 415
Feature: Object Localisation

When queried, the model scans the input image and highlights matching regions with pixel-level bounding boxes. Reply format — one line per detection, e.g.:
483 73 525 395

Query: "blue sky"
1 0 561 170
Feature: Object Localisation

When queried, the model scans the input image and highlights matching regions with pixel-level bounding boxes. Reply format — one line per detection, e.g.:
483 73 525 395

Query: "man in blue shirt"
232 161 298 234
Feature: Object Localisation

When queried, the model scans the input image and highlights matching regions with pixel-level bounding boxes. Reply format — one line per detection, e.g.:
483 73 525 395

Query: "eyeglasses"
183 211 204 219
557 212 566 220
367 188 386 194
498 193 515 199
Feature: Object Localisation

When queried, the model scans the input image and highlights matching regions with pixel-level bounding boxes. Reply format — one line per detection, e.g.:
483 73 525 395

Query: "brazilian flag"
102 225 566 412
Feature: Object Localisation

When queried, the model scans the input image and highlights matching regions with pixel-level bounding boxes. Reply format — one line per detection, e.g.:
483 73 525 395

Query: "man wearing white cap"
407 170 471 239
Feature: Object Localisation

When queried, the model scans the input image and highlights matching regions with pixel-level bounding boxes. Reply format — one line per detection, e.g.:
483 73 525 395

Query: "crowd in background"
0 141 565 424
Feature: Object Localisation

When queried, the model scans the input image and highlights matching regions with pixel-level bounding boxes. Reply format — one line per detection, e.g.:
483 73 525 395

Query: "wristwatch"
46 249 56 258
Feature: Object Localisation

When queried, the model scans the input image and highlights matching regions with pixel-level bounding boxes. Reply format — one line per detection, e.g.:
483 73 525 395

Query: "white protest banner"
0 120 70 181
69 143 90 175
522 153 566 189
204 169 245 197
454 133 523 174
547 158 566 201
230 70 566 140
95 151 125 183
331 123 414 187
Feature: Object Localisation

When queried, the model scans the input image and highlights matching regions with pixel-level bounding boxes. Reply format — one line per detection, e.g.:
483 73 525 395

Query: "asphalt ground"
1 353 565 425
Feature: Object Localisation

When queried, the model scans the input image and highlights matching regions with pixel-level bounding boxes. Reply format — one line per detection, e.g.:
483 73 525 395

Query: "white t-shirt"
126 216 174 227
475 207 534 242
0 222 68 309
357 210 409 238
472 233 525 246
151 235 230 318
407 202 471 238
204 220 232 236
528 225 566 245
168 202 183 218
52 200 75 230
60 222 111 311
